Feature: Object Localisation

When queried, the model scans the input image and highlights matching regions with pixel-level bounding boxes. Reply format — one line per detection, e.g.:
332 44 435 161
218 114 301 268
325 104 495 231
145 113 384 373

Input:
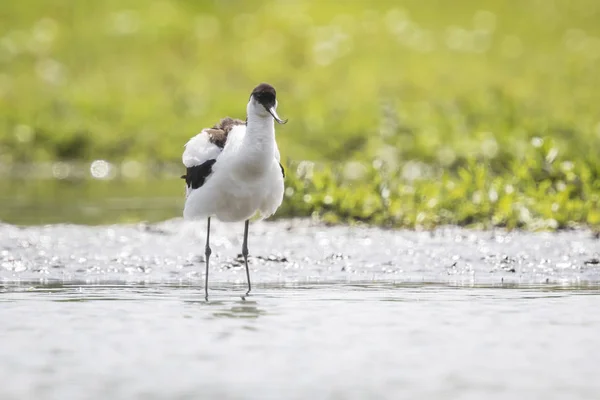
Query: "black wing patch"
279 162 285 178
181 159 217 190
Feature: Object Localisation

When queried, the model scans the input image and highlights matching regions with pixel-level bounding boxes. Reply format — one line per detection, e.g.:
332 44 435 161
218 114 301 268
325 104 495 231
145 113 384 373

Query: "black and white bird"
181 83 287 299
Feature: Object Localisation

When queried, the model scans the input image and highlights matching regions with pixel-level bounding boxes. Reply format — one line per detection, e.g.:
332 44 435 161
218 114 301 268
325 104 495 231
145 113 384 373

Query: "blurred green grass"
1 0 600 229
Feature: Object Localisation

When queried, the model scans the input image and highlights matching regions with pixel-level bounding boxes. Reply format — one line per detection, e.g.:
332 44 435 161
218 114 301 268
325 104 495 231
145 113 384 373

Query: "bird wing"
182 117 246 168
181 117 246 195
182 130 222 169
273 145 286 178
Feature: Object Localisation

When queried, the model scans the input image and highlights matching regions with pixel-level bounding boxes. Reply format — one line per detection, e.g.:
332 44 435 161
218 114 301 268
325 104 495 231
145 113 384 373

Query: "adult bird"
181 83 287 299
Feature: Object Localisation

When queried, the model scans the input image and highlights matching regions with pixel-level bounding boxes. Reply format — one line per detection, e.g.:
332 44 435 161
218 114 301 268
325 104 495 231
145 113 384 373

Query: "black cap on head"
251 83 287 124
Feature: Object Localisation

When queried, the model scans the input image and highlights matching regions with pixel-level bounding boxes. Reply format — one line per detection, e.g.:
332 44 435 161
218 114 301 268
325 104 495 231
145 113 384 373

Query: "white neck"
239 112 276 171
245 111 275 137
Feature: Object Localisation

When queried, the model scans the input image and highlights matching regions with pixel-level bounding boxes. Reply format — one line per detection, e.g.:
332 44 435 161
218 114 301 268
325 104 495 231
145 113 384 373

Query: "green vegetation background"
1 0 600 229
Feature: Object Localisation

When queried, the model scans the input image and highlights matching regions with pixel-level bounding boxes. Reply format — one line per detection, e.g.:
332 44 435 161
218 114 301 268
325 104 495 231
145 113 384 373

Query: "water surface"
1 219 600 399
1 283 599 400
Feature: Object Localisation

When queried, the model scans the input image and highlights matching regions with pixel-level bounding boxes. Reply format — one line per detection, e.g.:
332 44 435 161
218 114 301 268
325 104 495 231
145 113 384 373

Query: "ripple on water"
0 282 599 399
1 219 599 287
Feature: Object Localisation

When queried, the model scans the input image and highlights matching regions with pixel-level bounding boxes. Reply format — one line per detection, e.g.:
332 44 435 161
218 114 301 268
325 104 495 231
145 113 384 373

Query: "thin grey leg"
242 219 251 297
204 217 211 301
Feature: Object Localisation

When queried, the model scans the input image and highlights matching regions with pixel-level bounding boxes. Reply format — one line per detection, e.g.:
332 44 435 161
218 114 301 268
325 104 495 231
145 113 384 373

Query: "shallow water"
2 283 600 400
0 176 182 225
1 219 600 399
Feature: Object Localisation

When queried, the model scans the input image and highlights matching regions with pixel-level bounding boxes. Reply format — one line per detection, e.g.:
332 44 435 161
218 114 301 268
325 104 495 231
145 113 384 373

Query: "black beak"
267 106 288 124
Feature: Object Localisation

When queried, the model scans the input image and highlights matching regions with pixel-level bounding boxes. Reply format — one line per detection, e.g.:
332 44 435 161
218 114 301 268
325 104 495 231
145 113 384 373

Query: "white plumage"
182 122 284 222
181 83 287 299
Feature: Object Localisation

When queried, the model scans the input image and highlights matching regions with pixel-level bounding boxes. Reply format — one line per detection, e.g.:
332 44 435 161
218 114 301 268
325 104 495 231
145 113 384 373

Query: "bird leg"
242 219 251 297
204 217 212 301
